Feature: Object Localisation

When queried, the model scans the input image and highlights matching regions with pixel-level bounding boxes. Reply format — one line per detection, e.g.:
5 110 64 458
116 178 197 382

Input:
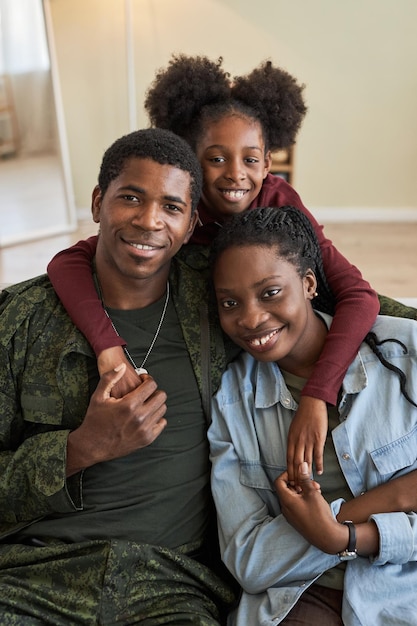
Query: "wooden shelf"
270 146 294 185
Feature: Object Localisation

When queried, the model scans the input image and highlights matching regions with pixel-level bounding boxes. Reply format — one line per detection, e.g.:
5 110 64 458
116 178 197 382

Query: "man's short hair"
98 128 203 213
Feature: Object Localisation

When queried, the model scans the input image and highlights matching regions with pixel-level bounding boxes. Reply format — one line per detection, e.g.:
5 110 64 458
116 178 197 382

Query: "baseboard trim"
311 207 417 223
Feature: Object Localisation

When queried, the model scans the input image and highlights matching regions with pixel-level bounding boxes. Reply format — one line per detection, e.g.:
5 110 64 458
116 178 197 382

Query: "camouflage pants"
0 539 235 625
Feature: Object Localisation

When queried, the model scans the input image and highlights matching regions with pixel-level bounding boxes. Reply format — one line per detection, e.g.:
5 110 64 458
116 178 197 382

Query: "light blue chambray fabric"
209 313 417 626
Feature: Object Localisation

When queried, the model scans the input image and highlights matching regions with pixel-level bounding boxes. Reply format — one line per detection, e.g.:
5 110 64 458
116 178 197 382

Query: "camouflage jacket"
0 257 237 540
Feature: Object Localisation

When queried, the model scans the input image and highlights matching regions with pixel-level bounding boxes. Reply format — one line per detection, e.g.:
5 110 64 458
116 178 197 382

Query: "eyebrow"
164 194 187 206
119 185 187 206
204 144 263 152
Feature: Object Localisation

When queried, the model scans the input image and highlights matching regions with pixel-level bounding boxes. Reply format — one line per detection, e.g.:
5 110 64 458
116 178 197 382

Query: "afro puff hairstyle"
144 54 307 152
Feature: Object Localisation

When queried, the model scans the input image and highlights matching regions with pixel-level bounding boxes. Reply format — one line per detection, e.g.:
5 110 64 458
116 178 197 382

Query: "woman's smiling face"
195 114 271 222
213 243 326 377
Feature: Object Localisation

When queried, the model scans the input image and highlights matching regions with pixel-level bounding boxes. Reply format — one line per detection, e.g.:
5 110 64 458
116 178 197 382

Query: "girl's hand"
97 346 143 398
286 396 328 487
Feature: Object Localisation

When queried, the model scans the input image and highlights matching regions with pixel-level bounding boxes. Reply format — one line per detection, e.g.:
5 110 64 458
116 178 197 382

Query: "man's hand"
286 396 328 487
97 346 142 398
66 363 167 476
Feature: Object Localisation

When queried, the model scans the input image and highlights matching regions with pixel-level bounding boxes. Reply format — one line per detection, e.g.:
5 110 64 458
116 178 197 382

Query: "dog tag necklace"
102 282 170 376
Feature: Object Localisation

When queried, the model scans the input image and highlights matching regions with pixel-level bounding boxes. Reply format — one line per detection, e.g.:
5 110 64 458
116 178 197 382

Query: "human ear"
263 150 272 178
183 210 199 244
91 185 102 224
304 269 317 300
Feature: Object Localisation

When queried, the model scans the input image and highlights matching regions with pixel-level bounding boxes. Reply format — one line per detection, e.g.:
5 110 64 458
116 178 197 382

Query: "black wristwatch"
337 520 358 561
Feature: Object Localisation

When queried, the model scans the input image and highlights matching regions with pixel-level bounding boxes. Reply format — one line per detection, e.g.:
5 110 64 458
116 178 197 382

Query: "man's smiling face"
93 157 197 295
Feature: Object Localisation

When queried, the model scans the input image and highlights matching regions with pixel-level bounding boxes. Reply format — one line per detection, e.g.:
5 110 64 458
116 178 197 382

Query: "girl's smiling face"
213 243 327 377
196 114 271 222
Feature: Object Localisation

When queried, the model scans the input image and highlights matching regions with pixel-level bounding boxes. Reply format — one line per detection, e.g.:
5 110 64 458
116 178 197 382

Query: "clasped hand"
275 462 347 554
67 363 167 475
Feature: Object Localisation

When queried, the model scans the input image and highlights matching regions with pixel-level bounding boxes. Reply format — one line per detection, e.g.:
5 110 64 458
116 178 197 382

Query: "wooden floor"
1 219 416 299
323 222 417 299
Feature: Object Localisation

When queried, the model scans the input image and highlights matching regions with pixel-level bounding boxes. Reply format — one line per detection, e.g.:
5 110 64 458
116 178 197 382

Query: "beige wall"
49 0 417 216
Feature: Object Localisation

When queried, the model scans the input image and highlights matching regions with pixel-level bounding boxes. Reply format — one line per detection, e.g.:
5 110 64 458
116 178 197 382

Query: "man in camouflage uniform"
0 128 236 624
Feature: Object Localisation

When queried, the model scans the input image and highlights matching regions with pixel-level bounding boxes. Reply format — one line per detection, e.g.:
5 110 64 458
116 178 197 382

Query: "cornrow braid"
363 333 417 408
210 205 417 409
144 54 307 152
209 205 335 316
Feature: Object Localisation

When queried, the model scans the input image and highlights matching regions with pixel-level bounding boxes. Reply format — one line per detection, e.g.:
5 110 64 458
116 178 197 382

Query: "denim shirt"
208 313 417 626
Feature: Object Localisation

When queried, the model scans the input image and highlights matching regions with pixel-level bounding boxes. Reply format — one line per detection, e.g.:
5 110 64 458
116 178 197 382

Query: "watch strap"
338 520 358 560
344 520 356 552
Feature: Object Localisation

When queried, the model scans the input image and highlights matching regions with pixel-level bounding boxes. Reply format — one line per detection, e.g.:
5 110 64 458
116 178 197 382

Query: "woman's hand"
276 463 380 557
275 462 348 554
338 469 417 523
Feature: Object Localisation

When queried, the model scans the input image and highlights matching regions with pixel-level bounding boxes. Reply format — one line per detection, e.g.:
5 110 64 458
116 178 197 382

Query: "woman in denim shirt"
208 206 417 626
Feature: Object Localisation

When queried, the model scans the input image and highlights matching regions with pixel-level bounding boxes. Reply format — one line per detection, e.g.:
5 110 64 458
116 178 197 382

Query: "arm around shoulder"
47 236 124 355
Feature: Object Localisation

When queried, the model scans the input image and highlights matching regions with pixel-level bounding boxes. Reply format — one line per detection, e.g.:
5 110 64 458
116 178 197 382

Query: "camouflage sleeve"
378 294 417 320
0 285 84 528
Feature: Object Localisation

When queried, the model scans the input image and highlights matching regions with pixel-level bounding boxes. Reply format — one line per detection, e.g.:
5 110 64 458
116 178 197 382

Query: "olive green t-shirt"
21 294 209 549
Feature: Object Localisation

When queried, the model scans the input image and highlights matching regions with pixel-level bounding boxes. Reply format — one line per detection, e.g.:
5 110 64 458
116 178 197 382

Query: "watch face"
338 550 358 561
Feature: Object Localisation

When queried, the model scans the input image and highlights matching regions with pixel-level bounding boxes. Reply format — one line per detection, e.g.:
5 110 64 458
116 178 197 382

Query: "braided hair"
209 206 417 409
144 54 307 153
210 205 335 316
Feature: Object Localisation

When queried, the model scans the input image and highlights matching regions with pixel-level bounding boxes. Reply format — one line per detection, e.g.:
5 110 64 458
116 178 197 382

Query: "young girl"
47 54 416 484
208 205 417 625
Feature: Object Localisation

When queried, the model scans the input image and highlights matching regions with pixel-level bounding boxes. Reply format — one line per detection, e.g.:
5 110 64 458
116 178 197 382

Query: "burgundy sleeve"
47 235 125 356
256 176 380 405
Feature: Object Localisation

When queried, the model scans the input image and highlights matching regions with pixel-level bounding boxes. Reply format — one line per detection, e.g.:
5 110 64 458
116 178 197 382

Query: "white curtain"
0 0 56 155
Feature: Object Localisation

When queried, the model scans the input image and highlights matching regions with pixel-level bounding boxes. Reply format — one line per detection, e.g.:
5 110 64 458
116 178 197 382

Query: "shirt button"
283 397 291 407
342 453 351 461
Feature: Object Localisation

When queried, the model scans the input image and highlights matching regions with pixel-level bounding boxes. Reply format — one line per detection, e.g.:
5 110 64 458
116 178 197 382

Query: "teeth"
250 330 277 346
129 243 155 250
222 190 246 199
